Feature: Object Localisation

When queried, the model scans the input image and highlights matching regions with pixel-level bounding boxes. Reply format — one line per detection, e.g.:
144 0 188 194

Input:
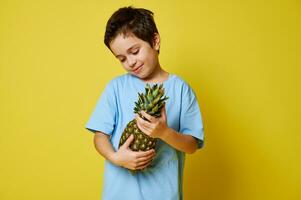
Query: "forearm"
93 132 156 170
160 128 198 154
93 131 116 164
136 109 199 154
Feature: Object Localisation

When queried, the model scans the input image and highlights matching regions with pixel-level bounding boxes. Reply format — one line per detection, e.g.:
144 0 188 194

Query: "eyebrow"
115 44 139 58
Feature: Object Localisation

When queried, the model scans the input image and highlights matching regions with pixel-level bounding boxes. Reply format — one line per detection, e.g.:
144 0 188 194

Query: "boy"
85 6 204 200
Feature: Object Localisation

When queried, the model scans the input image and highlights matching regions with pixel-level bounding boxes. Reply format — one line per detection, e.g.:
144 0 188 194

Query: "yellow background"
1 0 300 199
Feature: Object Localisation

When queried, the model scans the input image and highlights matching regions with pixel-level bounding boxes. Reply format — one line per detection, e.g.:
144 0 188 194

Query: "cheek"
139 49 150 62
121 63 131 71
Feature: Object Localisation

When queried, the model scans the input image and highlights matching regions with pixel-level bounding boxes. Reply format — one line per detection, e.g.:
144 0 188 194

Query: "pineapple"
118 83 169 153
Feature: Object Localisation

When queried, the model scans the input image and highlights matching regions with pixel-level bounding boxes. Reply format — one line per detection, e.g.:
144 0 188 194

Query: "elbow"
186 142 198 154
185 137 199 154
186 146 197 154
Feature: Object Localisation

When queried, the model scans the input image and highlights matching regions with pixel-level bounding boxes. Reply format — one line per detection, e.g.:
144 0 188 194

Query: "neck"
141 64 169 83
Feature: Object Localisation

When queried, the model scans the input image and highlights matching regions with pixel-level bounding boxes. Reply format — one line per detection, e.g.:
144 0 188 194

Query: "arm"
160 127 198 154
135 105 199 154
94 131 156 170
93 131 117 162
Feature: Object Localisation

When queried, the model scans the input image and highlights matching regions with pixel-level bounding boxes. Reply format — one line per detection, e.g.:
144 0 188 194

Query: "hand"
135 104 169 139
112 134 156 170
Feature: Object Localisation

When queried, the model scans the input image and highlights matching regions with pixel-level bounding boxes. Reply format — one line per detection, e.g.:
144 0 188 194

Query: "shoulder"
169 73 194 92
107 73 134 86
168 74 200 104
102 73 137 97
106 74 124 85
104 73 129 89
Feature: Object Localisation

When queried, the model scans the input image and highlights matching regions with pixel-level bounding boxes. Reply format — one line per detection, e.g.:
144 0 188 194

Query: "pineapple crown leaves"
133 83 169 118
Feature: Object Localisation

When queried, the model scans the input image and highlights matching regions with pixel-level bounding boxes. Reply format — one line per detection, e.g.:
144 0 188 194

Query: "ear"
152 33 160 51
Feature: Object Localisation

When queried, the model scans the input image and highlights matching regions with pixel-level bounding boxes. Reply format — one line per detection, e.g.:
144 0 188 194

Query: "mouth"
132 65 143 74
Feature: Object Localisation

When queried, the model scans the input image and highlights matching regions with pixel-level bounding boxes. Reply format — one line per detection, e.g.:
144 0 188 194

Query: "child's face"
109 32 160 80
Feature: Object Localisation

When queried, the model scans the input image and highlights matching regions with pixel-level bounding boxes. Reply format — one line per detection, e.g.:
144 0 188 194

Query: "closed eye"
118 49 139 62
132 50 139 55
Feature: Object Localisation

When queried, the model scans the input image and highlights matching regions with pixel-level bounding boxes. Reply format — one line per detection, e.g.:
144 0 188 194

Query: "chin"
131 68 152 80
132 71 145 78
138 73 150 80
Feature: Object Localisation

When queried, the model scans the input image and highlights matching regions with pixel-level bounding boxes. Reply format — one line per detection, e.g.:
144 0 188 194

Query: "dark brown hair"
104 6 159 53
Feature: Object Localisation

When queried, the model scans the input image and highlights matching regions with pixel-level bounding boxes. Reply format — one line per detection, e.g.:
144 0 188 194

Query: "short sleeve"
179 83 204 149
85 80 117 136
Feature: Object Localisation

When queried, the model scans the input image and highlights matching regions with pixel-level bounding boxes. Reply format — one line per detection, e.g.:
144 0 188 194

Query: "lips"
132 65 143 73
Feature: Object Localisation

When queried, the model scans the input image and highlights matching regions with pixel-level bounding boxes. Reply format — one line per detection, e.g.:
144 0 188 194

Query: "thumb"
161 103 167 119
122 134 134 149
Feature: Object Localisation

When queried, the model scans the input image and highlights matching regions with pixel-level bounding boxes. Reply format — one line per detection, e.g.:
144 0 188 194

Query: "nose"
127 56 137 68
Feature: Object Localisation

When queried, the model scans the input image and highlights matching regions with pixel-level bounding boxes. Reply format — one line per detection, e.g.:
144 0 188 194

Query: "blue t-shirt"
85 73 204 200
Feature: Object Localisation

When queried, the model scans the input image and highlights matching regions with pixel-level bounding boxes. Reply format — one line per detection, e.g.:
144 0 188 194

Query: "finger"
136 158 154 168
136 114 151 127
140 110 155 123
138 116 154 132
135 160 154 170
137 111 150 122
136 149 155 158
136 152 156 163
136 122 149 136
122 134 134 149
136 117 151 135
161 103 167 120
